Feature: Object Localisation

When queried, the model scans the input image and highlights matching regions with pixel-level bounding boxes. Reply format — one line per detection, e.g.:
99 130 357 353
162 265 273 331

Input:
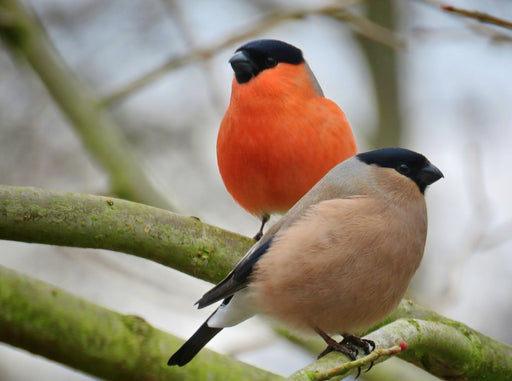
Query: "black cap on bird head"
356 148 444 194
229 39 304 84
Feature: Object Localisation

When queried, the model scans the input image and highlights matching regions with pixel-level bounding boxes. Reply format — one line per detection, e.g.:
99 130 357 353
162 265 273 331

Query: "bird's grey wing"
196 160 364 309
196 237 274 308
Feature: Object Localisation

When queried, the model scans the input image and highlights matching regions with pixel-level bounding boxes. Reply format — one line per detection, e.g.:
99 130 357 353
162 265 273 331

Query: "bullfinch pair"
217 39 357 239
168 147 443 366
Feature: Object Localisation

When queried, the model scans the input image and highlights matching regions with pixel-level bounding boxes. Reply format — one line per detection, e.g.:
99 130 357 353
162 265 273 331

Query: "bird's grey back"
261 156 371 240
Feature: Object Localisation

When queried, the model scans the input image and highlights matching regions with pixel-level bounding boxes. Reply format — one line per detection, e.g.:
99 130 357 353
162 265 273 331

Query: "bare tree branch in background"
419 0 512 43
442 5 512 31
102 0 407 107
356 0 402 148
160 0 226 113
326 7 406 50
0 0 176 211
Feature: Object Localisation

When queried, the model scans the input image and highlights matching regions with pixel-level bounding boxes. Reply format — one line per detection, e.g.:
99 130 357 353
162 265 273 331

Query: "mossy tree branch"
1 184 512 380
0 0 174 211
289 317 512 381
0 265 281 381
0 185 253 283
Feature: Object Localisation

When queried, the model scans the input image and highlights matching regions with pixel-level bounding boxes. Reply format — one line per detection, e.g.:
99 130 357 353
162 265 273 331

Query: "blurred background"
1 0 512 380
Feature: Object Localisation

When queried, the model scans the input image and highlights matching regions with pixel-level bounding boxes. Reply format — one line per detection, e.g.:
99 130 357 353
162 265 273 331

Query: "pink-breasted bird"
168 148 443 367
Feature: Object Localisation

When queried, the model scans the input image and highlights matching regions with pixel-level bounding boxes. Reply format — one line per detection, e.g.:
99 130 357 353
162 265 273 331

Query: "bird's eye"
265 56 278 68
397 163 410 175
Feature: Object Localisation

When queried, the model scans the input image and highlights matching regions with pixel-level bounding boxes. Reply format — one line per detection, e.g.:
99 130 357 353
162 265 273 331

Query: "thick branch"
0 265 280 381
2 185 512 380
0 185 253 283
0 0 174 211
289 317 512 380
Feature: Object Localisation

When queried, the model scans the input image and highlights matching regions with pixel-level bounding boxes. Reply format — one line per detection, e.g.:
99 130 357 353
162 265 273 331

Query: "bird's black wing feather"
167 321 222 366
196 237 274 308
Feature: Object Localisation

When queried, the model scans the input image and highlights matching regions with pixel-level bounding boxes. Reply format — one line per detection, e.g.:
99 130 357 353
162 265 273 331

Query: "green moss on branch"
0 265 280 381
0 185 253 283
289 311 512 380
2 185 512 380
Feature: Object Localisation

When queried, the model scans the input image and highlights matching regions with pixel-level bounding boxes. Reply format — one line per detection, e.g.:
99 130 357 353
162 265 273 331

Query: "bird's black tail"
167 321 223 366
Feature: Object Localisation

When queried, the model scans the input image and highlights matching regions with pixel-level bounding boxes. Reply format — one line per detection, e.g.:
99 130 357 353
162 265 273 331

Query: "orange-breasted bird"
217 39 357 238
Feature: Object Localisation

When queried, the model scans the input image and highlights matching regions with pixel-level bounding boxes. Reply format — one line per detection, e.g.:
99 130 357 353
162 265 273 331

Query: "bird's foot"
314 328 357 361
340 334 375 355
315 329 376 378
340 335 376 378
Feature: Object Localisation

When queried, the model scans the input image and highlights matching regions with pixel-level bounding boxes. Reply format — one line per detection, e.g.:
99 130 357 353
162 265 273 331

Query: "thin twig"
101 12 289 106
442 5 512 31
101 0 408 106
160 0 226 112
327 8 406 50
417 0 512 43
310 342 407 381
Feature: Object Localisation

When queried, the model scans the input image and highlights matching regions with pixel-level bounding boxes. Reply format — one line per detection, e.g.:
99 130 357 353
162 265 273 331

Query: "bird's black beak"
419 162 444 186
229 51 257 84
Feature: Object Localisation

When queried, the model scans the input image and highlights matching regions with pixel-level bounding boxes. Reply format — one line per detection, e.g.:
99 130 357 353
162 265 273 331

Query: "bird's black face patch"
356 148 443 193
230 39 304 84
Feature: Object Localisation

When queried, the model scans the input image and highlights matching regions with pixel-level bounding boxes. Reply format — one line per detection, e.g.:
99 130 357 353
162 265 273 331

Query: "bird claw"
315 328 358 361
365 360 375 373
315 328 377 378
340 335 375 378
353 361 374 379
341 335 375 355
315 328 375 378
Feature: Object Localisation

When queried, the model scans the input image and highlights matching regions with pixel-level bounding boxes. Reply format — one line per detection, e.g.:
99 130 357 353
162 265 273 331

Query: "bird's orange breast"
217 63 356 216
